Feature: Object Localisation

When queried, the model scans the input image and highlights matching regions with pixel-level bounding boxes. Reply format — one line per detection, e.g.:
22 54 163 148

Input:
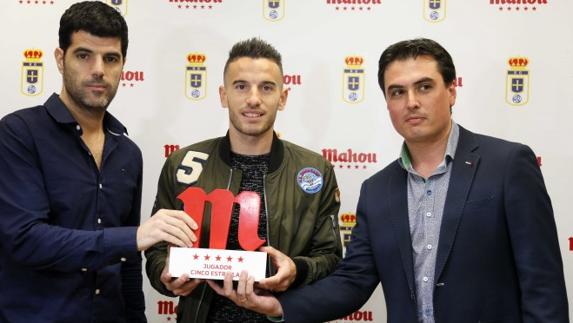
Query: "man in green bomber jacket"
145 37 342 323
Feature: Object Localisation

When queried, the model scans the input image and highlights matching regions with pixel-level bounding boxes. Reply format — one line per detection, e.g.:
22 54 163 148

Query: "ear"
447 82 457 108
219 85 228 109
54 48 65 74
277 87 289 112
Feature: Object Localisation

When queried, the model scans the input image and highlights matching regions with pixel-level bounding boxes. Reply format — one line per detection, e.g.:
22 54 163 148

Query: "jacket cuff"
291 258 309 288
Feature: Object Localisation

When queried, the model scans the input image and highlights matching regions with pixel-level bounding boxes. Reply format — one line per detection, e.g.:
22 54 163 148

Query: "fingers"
137 209 199 250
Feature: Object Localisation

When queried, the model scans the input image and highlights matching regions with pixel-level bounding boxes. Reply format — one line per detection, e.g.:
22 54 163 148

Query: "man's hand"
160 254 202 296
207 271 284 317
136 209 198 251
258 246 296 292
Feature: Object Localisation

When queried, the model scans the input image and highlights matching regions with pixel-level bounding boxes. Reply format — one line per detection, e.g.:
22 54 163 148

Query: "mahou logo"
423 0 447 22
325 0 382 11
106 0 128 15
490 0 548 12
329 309 374 322
263 0 285 21
168 0 223 10
322 148 377 169
164 144 181 158
157 299 177 321
121 70 144 88
283 73 302 92
21 49 44 97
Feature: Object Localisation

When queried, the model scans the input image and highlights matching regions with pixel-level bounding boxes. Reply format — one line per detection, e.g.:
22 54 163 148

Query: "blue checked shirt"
398 122 459 323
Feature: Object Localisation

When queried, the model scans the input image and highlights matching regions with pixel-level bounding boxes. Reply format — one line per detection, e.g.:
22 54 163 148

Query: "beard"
62 68 119 113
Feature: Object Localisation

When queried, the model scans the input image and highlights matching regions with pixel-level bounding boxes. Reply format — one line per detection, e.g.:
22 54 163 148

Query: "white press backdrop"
1 1 572 322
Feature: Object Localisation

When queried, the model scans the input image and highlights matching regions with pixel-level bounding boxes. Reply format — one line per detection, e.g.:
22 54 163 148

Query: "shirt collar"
44 93 128 136
398 121 460 172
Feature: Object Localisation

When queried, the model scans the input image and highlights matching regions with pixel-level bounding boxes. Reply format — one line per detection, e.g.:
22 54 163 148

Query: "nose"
246 87 262 107
91 56 105 79
406 89 419 110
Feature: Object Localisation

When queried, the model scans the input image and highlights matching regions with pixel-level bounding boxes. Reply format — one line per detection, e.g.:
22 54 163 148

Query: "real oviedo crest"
106 0 128 16
21 49 44 97
185 53 207 101
342 56 365 104
505 57 530 106
263 0 285 21
423 0 446 22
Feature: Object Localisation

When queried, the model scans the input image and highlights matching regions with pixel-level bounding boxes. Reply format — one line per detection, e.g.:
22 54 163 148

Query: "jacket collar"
218 131 284 173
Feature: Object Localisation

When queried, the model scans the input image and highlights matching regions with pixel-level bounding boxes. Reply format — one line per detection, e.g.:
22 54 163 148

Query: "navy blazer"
280 126 568 323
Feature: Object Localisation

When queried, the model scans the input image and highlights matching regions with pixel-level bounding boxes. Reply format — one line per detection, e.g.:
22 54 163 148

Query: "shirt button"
81 268 87 272
427 244 433 250
427 190 432 196
95 289 100 295
97 218 102 224
75 125 81 131
426 212 432 217
423 276 429 282
121 257 127 262
99 183 103 190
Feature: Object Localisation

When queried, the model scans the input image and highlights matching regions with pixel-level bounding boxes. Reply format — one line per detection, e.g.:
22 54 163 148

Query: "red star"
209 5 212 9
193 254 199 260
359 7 363 10
355 165 359 169
193 5 197 9
367 7 371 10
201 5 205 9
122 83 126 87
347 165 351 169
339 165 344 168
238 257 244 263
335 6 339 10
524 6 528 10
227 256 233 262
532 6 537 11
204 255 210 261
177 5 181 8
186 5 189 8
130 83 134 87
343 7 347 10
499 6 503 11
215 255 221 261
167 317 171 321
351 7 355 10
50 0 53 4
516 7 520 11
507 6 511 10
363 165 367 169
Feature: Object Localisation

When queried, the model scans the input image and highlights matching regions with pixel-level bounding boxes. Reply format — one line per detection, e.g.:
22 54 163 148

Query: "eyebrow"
72 47 121 58
386 77 436 91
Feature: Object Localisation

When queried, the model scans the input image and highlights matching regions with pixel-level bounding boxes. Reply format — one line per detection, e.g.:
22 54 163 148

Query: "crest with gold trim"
423 0 446 22
342 56 365 104
185 53 207 101
505 57 529 106
21 49 44 97
105 0 128 16
339 213 357 249
263 0 285 21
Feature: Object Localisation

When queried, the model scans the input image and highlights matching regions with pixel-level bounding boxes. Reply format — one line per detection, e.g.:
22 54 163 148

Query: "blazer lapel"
434 127 480 282
388 162 416 294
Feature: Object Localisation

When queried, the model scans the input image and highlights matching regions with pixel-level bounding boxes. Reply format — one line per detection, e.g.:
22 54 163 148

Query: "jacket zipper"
262 174 273 275
194 167 234 323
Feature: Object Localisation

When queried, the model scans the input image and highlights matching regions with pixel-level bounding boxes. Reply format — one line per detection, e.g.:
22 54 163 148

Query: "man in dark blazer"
208 38 569 323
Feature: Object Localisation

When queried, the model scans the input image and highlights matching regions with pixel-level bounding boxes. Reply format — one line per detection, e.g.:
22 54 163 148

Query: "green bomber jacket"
145 133 342 323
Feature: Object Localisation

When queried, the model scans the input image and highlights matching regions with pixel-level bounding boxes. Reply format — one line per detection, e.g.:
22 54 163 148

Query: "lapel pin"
465 161 473 166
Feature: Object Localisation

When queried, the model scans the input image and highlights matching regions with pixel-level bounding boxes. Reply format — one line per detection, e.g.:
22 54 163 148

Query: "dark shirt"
0 94 146 323
207 153 270 323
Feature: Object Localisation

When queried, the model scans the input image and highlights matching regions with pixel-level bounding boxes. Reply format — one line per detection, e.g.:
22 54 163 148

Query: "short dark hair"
378 38 456 94
59 1 128 58
223 38 283 77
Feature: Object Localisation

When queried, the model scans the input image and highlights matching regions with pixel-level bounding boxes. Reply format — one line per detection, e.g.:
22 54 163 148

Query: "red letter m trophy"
168 188 268 281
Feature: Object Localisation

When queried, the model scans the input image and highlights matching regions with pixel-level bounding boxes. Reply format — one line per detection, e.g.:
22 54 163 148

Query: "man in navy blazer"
208 38 569 323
